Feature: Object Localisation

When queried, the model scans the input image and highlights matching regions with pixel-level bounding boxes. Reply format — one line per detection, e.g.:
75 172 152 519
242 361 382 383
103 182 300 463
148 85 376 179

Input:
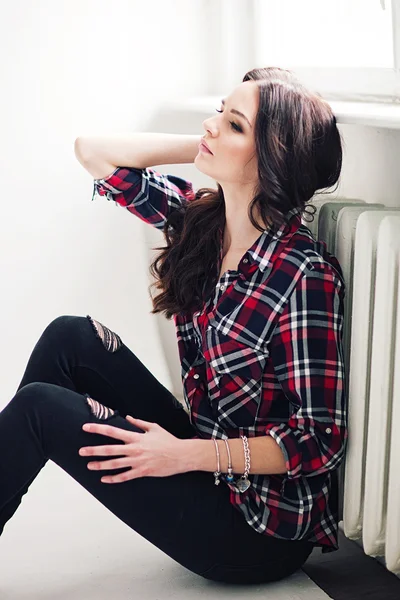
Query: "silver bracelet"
212 439 221 485
237 435 251 493
223 439 235 483
213 436 251 492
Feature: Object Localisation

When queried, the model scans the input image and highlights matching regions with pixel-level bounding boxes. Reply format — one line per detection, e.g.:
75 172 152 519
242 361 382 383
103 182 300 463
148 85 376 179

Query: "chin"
193 155 208 175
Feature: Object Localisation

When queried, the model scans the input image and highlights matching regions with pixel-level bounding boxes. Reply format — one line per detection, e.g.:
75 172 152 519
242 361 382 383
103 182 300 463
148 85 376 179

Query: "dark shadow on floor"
302 530 400 600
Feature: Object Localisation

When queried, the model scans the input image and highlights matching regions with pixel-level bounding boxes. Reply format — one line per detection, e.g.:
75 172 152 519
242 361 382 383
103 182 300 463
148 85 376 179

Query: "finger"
101 468 147 484
125 415 154 431
81 422 139 444
87 456 133 471
79 443 133 457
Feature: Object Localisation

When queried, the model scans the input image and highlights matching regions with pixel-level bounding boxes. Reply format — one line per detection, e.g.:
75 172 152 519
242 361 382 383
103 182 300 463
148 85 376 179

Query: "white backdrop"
0 0 210 404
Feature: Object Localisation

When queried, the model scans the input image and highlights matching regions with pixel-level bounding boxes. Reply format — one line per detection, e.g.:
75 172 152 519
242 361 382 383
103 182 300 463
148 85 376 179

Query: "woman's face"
195 80 259 187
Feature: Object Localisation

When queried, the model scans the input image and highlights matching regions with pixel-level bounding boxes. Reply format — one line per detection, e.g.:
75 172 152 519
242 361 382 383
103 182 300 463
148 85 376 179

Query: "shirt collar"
218 206 303 277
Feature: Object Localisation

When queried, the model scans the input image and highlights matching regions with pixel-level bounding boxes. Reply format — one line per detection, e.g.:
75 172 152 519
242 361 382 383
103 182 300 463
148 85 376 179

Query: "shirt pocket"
205 326 267 429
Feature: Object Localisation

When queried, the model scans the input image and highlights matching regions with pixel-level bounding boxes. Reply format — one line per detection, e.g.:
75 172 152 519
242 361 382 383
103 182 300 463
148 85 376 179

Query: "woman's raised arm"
74 132 202 176
74 132 199 230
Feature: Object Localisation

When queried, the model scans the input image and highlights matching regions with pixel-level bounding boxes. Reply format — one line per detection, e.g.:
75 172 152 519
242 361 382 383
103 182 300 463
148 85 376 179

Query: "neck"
223 205 266 255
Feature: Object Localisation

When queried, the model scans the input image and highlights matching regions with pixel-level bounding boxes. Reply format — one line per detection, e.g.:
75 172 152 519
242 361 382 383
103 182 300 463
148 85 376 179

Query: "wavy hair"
148 66 343 319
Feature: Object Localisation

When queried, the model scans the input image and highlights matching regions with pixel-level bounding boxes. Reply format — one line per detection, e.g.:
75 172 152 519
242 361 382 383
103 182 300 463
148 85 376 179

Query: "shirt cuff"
91 166 142 206
264 423 302 479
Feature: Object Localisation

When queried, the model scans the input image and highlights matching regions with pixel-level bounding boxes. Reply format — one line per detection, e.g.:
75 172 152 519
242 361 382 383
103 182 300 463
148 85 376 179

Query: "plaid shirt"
92 166 348 554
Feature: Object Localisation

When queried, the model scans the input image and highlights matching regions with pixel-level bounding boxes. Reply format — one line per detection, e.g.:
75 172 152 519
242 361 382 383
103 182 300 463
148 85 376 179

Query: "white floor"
0 462 332 600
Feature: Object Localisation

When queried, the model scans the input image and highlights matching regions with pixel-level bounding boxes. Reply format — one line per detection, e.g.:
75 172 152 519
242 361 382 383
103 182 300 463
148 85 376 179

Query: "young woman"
0 66 347 585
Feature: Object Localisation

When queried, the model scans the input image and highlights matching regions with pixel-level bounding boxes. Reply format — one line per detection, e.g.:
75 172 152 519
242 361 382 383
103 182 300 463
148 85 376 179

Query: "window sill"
167 97 400 130
327 100 400 129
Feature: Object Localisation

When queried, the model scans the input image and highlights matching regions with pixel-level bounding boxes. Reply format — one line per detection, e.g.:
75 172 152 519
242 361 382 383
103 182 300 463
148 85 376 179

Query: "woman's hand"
79 416 188 483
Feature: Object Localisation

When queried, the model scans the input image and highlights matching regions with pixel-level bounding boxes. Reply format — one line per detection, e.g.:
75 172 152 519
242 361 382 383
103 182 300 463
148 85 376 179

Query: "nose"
202 115 217 136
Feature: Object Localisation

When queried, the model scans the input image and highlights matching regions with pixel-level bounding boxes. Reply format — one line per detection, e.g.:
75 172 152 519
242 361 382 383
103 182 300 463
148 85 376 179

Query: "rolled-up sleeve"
92 166 196 230
265 266 348 480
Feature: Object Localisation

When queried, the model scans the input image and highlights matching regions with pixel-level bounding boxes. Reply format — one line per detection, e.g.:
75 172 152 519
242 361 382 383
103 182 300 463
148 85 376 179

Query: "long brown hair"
148 66 343 320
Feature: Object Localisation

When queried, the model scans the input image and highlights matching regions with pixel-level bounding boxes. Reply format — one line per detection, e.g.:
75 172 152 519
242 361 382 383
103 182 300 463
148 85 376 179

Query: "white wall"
336 125 400 206
0 0 209 405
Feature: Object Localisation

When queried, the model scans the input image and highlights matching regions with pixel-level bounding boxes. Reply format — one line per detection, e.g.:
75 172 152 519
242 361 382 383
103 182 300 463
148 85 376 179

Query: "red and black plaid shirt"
92 165 348 554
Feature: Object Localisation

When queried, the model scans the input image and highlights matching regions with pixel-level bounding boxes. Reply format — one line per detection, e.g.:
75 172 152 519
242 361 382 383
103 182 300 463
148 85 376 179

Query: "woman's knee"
42 315 123 353
40 315 83 346
15 381 61 404
15 383 117 422
11 382 63 419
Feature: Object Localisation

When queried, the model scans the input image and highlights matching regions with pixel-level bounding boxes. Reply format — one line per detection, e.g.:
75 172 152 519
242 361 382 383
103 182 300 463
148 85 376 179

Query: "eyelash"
215 109 242 132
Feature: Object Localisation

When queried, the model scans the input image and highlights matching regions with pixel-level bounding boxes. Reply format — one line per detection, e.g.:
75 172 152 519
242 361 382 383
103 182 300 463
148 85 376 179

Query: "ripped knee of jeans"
86 315 123 353
85 394 119 420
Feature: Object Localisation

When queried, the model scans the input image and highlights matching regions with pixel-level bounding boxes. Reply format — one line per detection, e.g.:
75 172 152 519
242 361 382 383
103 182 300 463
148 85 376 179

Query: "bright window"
255 0 394 68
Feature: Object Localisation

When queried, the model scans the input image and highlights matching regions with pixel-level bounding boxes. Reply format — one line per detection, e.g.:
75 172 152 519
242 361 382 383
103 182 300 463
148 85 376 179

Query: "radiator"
303 199 400 577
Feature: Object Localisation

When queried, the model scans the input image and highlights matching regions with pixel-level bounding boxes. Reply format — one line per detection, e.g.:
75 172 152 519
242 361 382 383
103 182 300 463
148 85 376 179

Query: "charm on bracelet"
236 475 251 492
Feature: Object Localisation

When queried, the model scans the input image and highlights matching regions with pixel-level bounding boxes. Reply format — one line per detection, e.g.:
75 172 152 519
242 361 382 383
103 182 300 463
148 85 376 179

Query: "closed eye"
215 109 243 132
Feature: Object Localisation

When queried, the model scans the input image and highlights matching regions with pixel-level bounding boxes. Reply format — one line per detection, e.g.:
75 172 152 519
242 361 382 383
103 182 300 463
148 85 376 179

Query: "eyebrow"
221 99 252 128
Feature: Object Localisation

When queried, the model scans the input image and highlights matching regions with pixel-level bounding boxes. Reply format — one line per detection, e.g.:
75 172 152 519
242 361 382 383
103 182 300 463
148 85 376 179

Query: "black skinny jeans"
0 315 314 585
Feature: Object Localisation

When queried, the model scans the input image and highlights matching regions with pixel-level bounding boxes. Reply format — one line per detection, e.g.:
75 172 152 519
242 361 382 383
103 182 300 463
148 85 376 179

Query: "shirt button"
193 374 200 379
326 427 332 434
220 285 225 291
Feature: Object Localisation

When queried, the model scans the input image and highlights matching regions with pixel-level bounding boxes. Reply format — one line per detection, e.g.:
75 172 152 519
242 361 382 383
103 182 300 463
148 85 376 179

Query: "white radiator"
303 199 400 577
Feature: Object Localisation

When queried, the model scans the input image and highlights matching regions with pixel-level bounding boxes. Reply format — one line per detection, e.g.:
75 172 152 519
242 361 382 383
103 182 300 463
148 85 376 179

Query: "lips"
200 140 213 154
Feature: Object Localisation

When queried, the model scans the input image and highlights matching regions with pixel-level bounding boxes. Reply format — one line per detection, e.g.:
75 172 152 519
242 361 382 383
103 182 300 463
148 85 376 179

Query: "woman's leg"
15 315 195 439
0 380 237 578
0 315 314 583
